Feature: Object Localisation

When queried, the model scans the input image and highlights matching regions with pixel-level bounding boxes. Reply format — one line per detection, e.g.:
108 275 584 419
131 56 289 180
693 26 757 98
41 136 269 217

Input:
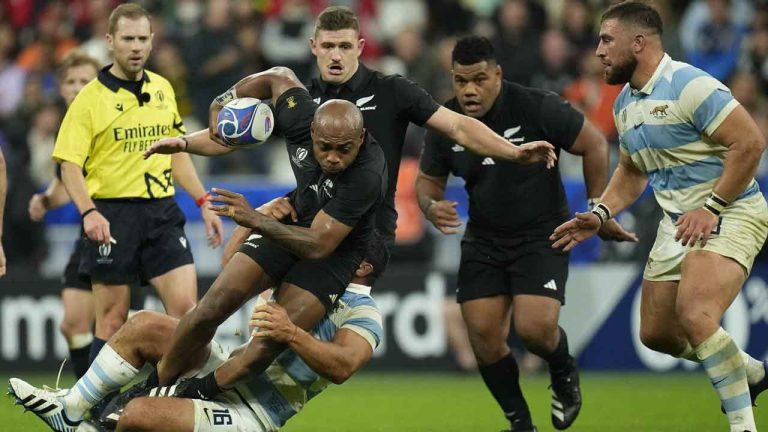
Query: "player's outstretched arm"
550 153 646 251
416 171 462 235
210 188 352 260
425 106 557 167
171 153 224 248
251 303 374 384
209 67 304 145
144 129 234 159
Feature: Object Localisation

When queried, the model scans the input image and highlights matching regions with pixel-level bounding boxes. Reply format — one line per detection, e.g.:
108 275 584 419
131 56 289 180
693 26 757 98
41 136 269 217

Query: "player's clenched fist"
426 200 462 235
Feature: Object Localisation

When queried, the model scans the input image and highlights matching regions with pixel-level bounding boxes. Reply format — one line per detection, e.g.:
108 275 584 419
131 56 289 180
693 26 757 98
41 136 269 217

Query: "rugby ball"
217 97 274 147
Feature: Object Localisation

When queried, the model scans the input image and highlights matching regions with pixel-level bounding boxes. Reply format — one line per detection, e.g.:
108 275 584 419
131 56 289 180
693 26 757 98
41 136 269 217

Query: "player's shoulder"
667 60 725 95
338 285 380 314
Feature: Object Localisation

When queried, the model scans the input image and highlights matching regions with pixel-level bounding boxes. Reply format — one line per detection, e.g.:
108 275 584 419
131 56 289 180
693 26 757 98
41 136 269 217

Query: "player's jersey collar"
346 283 371 296
316 63 371 96
634 53 671 97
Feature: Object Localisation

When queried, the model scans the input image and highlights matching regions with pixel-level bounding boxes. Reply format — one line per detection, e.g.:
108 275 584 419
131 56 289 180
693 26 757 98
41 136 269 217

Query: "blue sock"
88 337 107 365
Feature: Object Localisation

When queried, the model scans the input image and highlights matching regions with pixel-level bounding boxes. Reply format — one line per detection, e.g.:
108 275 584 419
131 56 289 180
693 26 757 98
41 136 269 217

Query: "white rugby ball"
216 97 274 147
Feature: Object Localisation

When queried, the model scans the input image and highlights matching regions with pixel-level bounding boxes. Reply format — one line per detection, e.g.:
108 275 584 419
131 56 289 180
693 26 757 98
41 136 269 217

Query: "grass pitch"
2 372 766 431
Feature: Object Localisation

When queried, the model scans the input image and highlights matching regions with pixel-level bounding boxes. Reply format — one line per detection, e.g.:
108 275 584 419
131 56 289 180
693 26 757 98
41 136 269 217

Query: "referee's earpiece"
141 92 151 103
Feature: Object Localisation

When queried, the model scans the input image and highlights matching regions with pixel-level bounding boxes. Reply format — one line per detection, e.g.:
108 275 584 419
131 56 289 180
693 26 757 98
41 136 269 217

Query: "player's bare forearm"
184 129 235 155
416 172 448 215
171 153 207 199
251 216 333 260
600 154 648 215
289 329 371 384
43 177 72 209
60 161 96 214
569 120 609 199
709 106 767 202
227 67 304 107
427 107 520 160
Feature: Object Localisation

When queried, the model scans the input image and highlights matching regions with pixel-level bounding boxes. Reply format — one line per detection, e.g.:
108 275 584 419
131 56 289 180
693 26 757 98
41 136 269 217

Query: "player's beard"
605 54 637 85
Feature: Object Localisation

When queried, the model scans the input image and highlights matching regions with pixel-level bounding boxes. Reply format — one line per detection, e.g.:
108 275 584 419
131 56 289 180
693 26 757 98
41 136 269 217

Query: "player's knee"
99 314 128 338
59 317 89 340
119 398 153 431
125 310 171 339
516 321 558 355
675 303 712 335
639 326 676 355
466 329 507 364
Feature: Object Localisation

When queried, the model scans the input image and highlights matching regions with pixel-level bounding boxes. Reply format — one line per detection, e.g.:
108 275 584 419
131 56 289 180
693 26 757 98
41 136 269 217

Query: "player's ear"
356 261 373 278
494 63 502 78
309 37 317 54
358 38 365 54
633 34 645 54
310 121 316 139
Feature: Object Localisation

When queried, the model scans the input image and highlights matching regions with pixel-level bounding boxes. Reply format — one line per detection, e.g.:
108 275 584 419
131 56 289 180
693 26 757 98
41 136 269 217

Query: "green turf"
2 372 767 431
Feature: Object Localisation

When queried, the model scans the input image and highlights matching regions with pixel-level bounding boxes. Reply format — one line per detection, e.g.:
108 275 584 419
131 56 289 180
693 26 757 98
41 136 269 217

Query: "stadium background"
2 0 768 430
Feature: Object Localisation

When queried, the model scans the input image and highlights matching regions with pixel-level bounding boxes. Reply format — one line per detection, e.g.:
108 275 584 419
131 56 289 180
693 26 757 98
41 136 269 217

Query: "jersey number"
204 408 233 426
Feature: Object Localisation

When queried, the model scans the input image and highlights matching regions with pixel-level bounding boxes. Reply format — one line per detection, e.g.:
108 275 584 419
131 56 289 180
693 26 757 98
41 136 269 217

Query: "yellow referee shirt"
53 66 185 199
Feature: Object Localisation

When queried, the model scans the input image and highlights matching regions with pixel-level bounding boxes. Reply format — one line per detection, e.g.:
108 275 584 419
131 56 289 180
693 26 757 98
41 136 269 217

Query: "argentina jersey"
237 284 383 430
613 53 759 217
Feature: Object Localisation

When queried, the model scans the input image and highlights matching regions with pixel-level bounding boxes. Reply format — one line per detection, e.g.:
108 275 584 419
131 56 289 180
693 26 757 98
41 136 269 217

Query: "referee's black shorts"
79 197 194 285
237 233 362 311
456 233 569 305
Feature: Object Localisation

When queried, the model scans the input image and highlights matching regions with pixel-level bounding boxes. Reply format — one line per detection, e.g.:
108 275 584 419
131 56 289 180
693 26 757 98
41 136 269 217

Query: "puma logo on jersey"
650 104 669 118
482 157 495 165
356 95 377 111
504 126 525 143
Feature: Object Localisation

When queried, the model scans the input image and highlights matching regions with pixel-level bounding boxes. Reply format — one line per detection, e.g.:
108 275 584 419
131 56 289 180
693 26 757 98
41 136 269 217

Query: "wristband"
587 198 600 210
214 86 237 106
705 192 728 215
81 208 98 219
181 135 189 152
590 203 612 226
703 203 721 216
195 192 211 208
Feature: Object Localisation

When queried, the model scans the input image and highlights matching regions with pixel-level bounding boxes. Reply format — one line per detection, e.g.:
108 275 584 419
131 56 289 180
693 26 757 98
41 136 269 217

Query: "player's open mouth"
328 64 343 75
463 101 481 112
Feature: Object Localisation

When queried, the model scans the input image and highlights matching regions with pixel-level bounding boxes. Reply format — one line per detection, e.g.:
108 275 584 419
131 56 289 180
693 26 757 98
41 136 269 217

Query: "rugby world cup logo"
97 243 113 264
291 147 308 166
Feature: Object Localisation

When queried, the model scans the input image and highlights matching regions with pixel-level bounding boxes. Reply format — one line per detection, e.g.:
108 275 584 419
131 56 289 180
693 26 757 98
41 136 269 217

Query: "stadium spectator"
0 21 26 119
553 3 768 431
417 35 634 431
530 29 575 96
492 0 542 86
685 0 748 83
261 0 315 82
563 53 623 142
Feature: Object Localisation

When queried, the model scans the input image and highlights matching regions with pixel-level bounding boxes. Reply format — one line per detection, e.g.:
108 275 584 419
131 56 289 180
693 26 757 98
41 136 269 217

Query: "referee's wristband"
81 208 98 219
195 192 211 208
590 203 613 226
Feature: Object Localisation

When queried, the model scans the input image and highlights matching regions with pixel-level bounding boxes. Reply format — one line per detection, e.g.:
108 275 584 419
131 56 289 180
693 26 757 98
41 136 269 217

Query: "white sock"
69 332 93 350
63 344 139 419
740 351 766 386
680 340 766 385
696 328 755 432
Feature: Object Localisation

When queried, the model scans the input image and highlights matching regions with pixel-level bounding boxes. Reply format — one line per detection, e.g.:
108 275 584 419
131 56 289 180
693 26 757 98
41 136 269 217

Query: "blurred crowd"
3 0 768 269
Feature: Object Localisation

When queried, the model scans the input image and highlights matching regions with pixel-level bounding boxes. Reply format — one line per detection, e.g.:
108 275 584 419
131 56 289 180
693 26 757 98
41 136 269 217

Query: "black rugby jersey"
420 80 584 237
307 64 439 240
274 87 387 252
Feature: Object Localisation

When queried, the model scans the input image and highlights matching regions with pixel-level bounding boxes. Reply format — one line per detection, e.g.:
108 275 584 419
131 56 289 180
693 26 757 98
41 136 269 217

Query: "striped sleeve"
340 305 383 351
678 74 739 136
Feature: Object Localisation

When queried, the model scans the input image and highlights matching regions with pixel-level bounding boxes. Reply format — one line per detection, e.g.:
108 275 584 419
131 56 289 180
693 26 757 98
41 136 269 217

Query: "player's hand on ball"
675 207 718 247
598 219 639 243
251 303 298 343
426 200 462 235
550 212 602 251
257 197 298 222
516 140 557 169
208 102 226 146
209 187 259 228
28 192 48 222
143 137 186 159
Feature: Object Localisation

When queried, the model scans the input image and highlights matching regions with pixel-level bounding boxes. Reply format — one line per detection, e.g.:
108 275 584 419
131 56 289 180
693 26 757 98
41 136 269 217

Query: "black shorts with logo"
457 233 569 304
63 239 90 290
79 197 194 285
238 233 363 311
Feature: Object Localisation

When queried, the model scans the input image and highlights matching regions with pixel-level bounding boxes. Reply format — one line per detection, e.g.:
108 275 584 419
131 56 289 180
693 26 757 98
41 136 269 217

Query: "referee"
222 6 556 263
417 36 636 431
52 4 222 363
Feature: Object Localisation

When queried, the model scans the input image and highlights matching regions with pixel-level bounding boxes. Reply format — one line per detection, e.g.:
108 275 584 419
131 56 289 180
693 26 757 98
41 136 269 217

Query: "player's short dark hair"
600 1 663 36
452 36 496 66
57 50 100 80
363 231 390 286
108 3 151 35
315 6 359 35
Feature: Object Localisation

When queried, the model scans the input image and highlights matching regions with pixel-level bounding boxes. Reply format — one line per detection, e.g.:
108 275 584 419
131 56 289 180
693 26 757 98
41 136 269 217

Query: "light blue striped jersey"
237 284 382 430
613 53 758 215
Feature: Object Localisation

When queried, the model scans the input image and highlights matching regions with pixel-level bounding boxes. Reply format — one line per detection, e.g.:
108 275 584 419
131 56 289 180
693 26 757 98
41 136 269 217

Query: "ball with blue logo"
216 97 274 147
